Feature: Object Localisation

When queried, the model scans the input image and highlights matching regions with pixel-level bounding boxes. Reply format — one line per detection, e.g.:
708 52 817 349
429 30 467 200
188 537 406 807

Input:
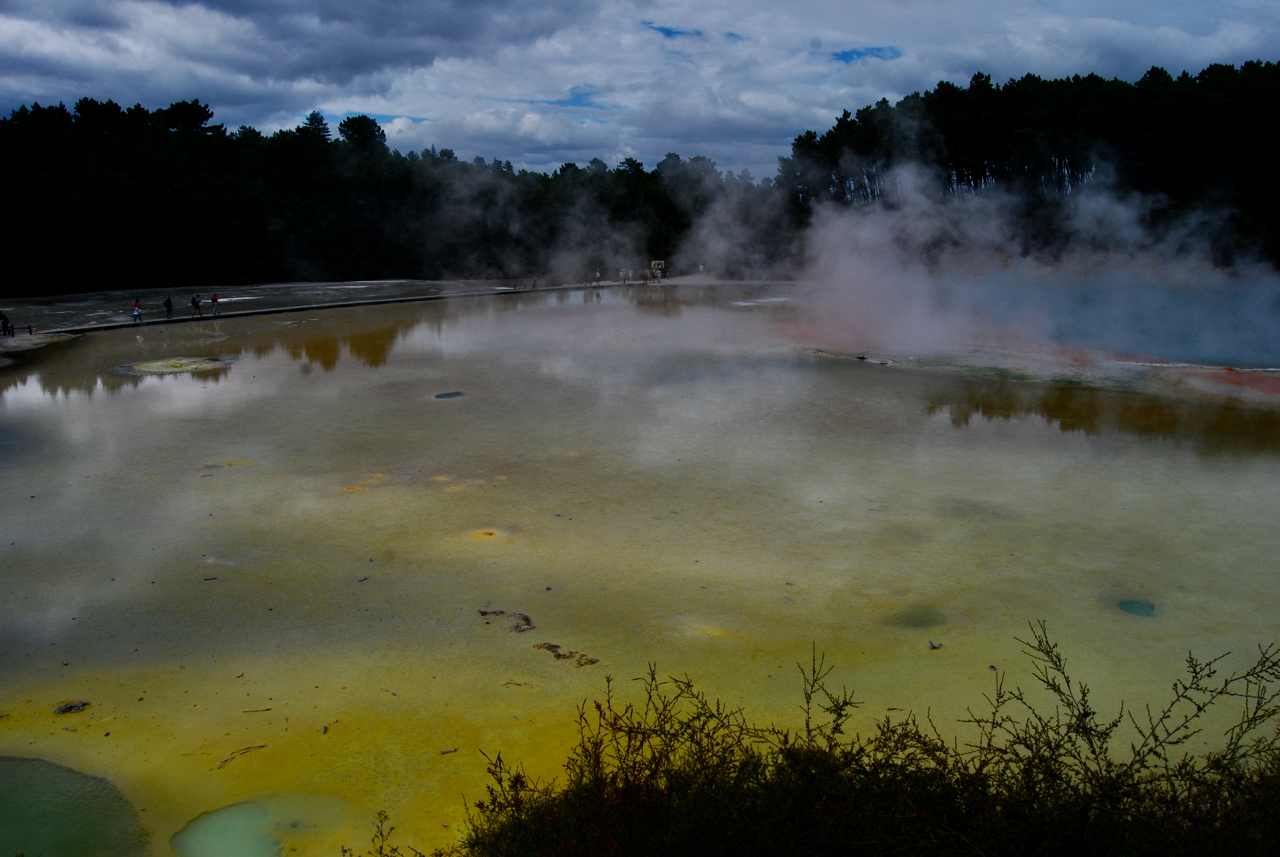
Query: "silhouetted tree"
3 59 1279 299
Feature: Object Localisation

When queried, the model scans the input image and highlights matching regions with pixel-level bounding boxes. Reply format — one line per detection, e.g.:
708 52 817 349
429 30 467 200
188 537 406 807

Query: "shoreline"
45 285 554 335
36 282 558 336
0 277 786 353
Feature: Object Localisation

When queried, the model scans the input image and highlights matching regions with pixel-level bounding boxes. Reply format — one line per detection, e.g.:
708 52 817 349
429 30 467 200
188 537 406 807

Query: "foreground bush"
346 623 1280 856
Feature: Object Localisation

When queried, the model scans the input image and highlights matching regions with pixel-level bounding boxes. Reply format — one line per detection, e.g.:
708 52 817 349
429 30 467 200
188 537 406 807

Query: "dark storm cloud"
1 0 601 86
57 1 130 30
204 0 604 80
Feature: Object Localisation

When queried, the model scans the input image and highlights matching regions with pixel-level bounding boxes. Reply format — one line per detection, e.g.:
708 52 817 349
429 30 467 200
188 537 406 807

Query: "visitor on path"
191 294 202 317
163 296 174 319
0 309 11 336
211 292 220 315
132 299 142 324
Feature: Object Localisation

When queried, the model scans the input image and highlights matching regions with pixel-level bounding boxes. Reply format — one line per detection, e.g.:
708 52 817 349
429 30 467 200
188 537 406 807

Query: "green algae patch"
1119 599 1157 617
116 356 232 376
0 756 148 857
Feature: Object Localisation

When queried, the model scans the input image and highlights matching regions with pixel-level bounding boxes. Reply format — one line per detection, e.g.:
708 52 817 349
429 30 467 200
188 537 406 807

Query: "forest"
1 59 1277 298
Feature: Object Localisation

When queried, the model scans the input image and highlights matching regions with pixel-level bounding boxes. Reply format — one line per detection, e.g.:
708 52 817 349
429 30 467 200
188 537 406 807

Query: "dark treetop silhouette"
3 60 1277 299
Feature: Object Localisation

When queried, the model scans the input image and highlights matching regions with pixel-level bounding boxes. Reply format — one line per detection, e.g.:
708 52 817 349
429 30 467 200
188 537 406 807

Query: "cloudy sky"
2 1 1277 176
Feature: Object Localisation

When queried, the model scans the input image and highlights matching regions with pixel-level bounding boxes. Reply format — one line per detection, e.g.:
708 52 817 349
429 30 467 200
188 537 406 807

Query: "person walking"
0 309 11 336
211 292 220 316
191 294 202 317
163 296 174 319
132 299 143 324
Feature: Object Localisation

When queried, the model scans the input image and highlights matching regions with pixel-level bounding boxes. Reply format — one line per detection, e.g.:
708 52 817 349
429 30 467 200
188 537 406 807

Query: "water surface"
1 285 1278 854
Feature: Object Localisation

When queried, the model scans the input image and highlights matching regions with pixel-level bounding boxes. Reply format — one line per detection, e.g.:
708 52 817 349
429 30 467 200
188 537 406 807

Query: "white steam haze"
422 155 1280 369
767 168 1280 367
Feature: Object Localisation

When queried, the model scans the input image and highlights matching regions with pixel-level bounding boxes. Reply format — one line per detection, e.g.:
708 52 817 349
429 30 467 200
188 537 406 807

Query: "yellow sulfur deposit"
2 291 1279 856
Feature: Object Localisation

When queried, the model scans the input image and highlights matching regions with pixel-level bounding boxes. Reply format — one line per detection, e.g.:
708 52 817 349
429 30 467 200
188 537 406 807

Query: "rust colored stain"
1199 370 1280 395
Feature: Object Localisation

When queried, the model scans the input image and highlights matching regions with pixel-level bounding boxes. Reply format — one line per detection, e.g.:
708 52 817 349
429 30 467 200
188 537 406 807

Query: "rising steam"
789 166 1280 367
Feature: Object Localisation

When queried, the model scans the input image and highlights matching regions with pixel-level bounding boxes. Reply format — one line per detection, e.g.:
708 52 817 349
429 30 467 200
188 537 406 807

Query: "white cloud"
2 1 1279 176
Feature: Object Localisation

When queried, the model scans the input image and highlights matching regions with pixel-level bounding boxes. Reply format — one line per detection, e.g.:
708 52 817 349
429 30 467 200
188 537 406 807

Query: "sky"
2 1 1278 177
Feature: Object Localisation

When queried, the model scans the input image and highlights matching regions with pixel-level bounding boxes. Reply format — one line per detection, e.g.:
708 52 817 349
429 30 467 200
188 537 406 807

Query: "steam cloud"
783 167 1280 367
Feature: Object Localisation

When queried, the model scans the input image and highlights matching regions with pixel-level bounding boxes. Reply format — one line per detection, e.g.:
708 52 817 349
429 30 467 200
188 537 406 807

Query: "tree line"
2 59 1277 299
0 101 788 298
780 61 1280 263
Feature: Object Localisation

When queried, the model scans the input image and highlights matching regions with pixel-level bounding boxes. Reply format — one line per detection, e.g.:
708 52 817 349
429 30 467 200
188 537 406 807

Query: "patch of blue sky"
522 87 616 111
724 32 749 42
642 21 703 39
831 46 903 63
545 87 606 109
336 110 431 124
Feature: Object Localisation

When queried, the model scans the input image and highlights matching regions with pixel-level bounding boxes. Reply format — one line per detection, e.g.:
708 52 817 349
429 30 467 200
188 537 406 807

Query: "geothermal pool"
1 284 1279 855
